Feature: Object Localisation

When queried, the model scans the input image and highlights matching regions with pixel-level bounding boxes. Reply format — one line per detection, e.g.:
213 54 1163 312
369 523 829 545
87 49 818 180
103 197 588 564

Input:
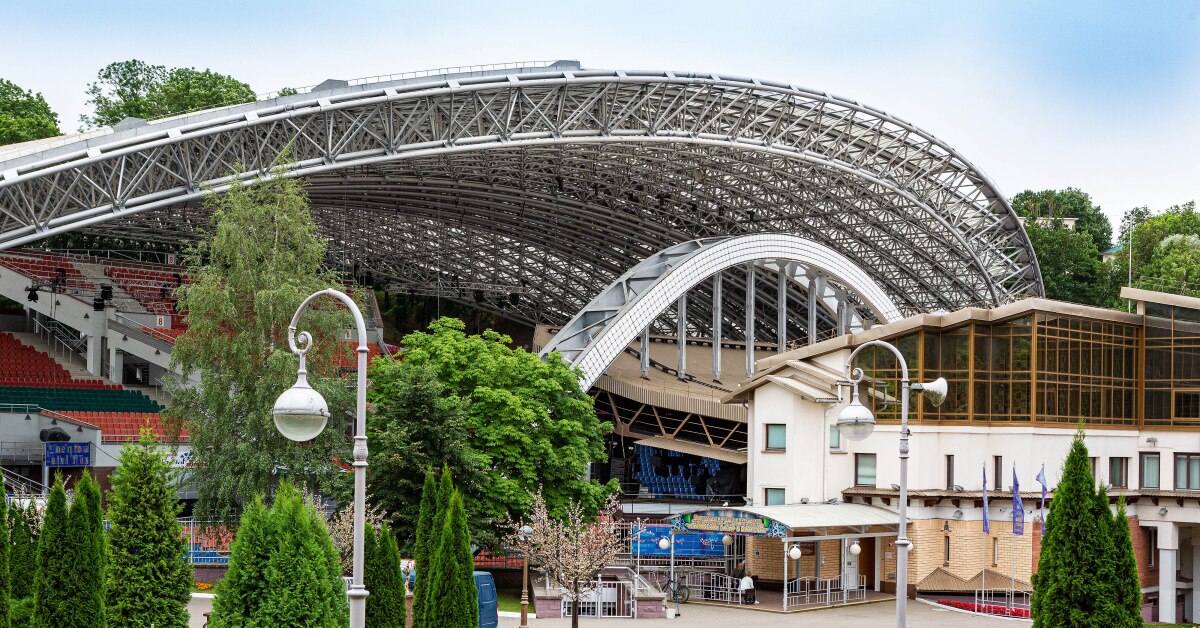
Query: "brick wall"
1129 516 1158 589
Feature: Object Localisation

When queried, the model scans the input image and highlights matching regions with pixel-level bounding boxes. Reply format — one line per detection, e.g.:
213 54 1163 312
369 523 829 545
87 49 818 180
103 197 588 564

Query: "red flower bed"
936 599 1032 619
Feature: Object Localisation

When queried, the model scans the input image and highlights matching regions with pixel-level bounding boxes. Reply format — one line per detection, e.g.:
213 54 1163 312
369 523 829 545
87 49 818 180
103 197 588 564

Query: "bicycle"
664 574 691 604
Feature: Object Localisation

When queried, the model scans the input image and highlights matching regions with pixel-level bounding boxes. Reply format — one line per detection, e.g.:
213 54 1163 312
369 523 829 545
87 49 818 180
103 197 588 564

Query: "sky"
2 0 1198 229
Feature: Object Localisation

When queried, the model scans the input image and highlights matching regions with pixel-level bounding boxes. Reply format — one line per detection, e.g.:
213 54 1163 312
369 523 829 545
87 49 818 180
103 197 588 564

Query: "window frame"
1141 452 1161 489
1108 457 1129 489
764 423 787 452
1176 453 1200 490
993 456 1003 491
946 454 955 490
855 453 877 487
763 487 786 506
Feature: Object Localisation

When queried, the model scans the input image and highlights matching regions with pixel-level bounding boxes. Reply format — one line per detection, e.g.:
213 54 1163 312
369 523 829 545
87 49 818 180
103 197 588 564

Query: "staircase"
72 260 149 314
8 331 98 383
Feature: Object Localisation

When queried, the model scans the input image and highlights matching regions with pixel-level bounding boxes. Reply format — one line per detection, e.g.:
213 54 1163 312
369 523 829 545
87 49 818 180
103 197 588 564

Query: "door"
842 538 860 590
857 538 876 591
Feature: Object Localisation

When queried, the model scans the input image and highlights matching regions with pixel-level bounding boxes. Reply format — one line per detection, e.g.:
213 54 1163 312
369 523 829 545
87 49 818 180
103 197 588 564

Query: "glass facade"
1144 302 1200 427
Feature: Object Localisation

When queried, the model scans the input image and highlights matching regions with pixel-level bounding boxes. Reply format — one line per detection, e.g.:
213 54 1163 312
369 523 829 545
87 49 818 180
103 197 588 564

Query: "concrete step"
72 261 149 314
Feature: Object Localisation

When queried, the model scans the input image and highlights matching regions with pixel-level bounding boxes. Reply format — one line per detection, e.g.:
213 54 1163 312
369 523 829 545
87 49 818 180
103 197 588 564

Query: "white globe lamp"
849 541 862 556
272 369 330 442
836 382 876 441
788 544 802 561
658 537 671 551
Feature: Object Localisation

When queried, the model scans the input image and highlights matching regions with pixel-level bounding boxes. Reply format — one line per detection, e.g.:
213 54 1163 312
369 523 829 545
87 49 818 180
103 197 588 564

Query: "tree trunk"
571 578 581 628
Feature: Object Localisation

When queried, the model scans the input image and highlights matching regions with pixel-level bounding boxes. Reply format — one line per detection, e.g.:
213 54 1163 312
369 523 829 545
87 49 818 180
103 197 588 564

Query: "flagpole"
981 464 987 609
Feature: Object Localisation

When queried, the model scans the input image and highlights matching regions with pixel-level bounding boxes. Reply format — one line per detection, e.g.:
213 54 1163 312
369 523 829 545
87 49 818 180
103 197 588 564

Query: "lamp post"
837 339 947 628
519 525 533 628
272 289 370 628
659 534 679 617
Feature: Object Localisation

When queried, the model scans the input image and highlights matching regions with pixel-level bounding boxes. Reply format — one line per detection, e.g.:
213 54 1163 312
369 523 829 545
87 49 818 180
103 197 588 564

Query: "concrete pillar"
712 272 722 382
676 293 687 380
108 346 123 385
808 272 825 345
745 264 756 377
86 334 102 377
1160 523 1180 623
640 326 650 379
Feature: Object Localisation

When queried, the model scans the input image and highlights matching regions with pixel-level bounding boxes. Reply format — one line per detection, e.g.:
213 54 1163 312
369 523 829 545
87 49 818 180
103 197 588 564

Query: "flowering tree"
508 490 624 628
326 502 388 576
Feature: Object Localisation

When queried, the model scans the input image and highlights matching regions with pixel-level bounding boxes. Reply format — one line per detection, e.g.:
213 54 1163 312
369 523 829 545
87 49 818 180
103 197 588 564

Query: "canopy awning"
635 435 747 465
664 503 899 537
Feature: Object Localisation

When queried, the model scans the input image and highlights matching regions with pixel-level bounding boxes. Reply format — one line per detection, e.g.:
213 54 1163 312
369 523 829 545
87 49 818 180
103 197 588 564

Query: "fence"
560 580 635 618
182 520 234 565
785 573 868 607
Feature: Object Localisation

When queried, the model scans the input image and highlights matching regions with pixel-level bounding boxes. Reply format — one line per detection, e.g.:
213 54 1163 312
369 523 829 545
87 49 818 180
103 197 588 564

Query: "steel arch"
540 234 901 389
0 61 1042 323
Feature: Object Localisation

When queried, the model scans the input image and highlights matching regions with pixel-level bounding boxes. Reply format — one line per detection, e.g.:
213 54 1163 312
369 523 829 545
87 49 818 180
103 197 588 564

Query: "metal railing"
786 573 868 607
681 571 745 604
109 314 175 352
0 441 44 464
559 579 636 618
973 588 1031 614
30 317 88 370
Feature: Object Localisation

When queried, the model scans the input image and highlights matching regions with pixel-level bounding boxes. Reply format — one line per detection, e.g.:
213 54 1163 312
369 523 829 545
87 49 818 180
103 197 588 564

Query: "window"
764 488 785 506
944 536 951 565
1089 457 1098 480
1109 457 1129 488
946 455 955 489
1148 527 1158 567
992 538 999 566
1141 453 1161 489
829 425 841 450
1176 454 1200 489
765 424 786 451
855 453 877 487
993 456 1003 491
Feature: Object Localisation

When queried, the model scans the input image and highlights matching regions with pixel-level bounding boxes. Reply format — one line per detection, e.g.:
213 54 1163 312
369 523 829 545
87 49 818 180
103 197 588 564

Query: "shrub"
0 476 8 628
367 526 407 628
65 471 104 627
9 597 32 628
426 491 476 628
33 481 69 628
7 503 39 601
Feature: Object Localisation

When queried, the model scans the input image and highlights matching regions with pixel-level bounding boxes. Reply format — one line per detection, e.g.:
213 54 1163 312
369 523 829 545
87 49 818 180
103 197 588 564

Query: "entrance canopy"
635 435 747 465
665 503 899 538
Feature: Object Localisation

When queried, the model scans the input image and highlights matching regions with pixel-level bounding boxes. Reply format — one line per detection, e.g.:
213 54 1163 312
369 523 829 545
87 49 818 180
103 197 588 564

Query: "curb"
916 598 1032 623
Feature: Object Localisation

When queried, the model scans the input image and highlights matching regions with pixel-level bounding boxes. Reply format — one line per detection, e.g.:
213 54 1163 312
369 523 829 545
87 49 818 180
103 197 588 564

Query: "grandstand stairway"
72 260 150 314
7 331 100 383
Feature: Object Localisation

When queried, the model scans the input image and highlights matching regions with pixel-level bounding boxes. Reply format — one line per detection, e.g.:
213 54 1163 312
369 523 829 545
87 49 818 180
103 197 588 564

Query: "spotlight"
26 287 38 302
100 285 113 300
93 297 105 312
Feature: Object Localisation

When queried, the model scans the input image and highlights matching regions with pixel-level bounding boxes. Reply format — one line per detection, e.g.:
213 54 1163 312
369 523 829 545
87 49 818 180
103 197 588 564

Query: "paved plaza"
188 595 1022 627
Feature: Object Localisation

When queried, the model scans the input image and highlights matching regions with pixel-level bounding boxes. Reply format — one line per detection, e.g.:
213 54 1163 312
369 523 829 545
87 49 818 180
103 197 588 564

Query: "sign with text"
45 442 91 467
672 509 789 538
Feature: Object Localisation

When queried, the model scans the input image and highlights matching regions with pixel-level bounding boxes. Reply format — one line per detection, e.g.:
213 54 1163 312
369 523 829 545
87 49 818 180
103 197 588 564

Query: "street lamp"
519 525 533 628
837 339 947 628
272 289 370 628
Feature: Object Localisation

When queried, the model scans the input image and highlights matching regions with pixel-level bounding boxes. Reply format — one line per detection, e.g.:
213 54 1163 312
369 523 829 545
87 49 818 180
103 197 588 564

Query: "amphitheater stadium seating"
103 263 187 315
0 333 116 389
0 386 162 413
0 253 93 293
56 411 186 443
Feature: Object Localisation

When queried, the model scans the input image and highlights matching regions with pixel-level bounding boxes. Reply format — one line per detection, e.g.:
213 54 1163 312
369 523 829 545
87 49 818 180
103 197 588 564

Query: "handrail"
30 317 88 370
109 315 175 352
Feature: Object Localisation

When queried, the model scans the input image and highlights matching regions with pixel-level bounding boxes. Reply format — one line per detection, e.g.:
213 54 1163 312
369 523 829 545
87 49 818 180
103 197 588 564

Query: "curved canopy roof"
0 60 1041 340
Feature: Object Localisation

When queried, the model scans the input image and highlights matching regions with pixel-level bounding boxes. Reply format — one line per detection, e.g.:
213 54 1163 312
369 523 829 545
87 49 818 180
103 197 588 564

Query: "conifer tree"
8 501 38 601
367 526 407 628
256 483 347 626
1111 496 1144 627
105 436 192 628
1033 429 1119 626
411 470 437 628
0 476 9 628
33 480 69 628
65 473 104 628
209 498 274 626
426 491 477 628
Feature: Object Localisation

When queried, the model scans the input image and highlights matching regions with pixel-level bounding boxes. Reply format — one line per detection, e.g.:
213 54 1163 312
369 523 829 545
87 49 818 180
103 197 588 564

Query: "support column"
676 293 687 380
1191 540 1200 622
745 264 756 377
835 288 848 336
108 346 123 385
808 272 824 345
776 264 787 351
640 326 650 379
86 334 102 377
712 273 722 382
1161 523 1180 623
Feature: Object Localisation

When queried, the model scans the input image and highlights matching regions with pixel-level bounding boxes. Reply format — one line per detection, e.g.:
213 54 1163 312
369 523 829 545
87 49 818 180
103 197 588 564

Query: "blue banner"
982 464 990 534
631 525 727 557
45 442 91 467
1012 466 1024 536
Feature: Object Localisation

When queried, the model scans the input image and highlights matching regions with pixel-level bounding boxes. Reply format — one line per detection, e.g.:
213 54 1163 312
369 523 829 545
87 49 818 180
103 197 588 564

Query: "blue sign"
45 442 91 467
631 525 728 557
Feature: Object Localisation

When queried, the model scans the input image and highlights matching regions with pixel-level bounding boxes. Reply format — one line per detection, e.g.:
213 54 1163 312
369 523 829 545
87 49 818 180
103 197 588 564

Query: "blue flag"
1035 464 1048 534
1012 466 1025 536
982 464 990 534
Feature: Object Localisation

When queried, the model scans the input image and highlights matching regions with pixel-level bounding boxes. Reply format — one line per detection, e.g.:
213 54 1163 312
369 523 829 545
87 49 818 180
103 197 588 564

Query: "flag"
982 464 990 534
1012 466 1025 536
1035 464 1048 534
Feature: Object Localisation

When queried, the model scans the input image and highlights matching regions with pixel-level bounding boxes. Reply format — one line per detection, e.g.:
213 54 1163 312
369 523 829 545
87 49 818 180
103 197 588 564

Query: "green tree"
0 476 8 628
163 164 353 523
426 491 476 628
1127 201 1200 290
1022 220 1119 307
65 472 104 627
368 362 484 547
1014 188 1113 252
1110 497 1143 627
81 60 254 128
32 481 69 628
0 79 60 145
105 435 192 628
411 471 438 628
369 318 614 549
367 526 407 628
1033 429 1120 626
8 501 39 601
210 483 346 627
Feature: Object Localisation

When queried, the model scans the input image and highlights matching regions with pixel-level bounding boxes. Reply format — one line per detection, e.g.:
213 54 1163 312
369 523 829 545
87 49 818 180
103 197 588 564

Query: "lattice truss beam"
0 68 1042 335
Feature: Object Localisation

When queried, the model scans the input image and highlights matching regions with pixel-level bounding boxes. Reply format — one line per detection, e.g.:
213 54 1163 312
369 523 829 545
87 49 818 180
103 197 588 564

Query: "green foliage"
8 598 31 628
65 472 104 627
1110 497 1143 627
0 79 60 145
368 362 484 550
0 477 8 628
277 87 299 97
7 503 38 601
369 318 614 549
81 60 254 128
1014 188 1113 252
411 471 437 628
209 483 347 627
1033 429 1139 626
366 524 407 628
1022 220 1119 307
33 481 68 628
426 491 477 628
105 436 192 628
163 165 353 523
